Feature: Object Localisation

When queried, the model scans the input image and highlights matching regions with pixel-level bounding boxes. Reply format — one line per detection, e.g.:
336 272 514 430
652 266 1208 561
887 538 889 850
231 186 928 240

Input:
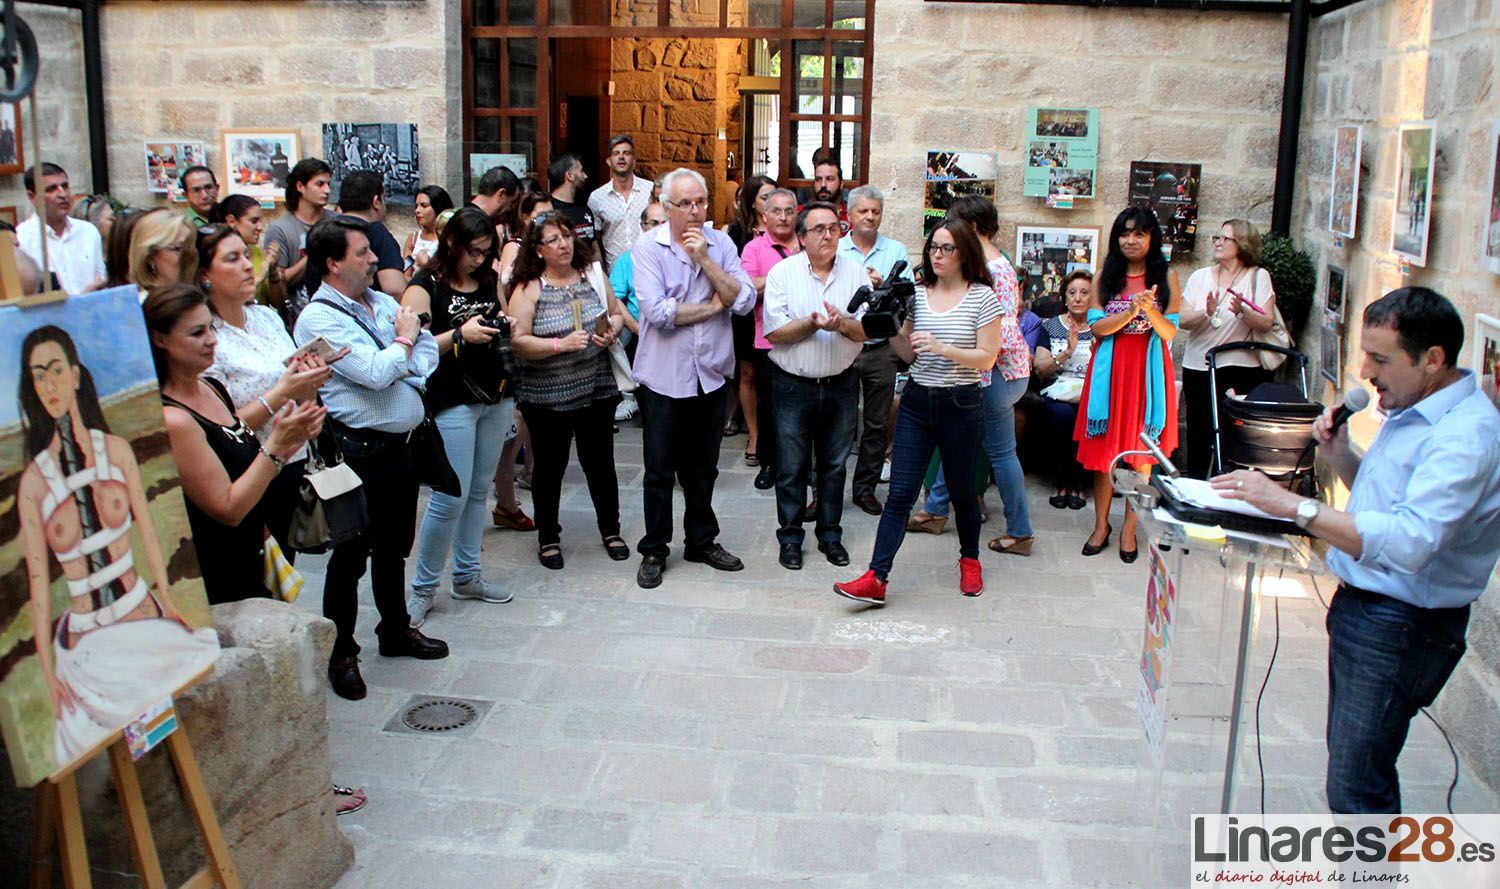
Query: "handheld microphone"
1329 388 1371 435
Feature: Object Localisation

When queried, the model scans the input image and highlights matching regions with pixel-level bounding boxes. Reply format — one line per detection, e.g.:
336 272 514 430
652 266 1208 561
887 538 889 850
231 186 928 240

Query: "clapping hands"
810 300 844 332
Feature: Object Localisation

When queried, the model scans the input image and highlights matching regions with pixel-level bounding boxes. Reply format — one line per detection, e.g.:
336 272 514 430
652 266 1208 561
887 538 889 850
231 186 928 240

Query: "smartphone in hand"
285 336 338 366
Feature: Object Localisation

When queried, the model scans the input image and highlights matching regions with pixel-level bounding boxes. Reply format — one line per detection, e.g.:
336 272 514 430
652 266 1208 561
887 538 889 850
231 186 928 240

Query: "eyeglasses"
1211 235 1233 244
465 245 491 260
766 207 797 217
666 198 709 211
540 235 569 248
806 223 845 238
928 243 958 256
187 184 219 194
641 218 665 229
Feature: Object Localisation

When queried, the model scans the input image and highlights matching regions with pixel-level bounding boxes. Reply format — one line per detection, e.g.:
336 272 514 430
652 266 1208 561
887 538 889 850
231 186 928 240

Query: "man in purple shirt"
630 168 756 589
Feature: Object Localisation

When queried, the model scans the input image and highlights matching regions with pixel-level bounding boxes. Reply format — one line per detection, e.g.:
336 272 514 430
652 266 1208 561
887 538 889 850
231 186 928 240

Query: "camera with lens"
846 259 915 340
477 314 517 376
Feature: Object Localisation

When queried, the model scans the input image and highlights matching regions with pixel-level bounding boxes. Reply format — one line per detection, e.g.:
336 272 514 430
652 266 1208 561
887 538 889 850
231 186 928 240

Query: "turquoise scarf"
1084 308 1180 442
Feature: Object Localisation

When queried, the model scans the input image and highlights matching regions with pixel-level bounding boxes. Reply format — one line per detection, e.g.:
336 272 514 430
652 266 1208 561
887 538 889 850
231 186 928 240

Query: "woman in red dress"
1074 207 1181 562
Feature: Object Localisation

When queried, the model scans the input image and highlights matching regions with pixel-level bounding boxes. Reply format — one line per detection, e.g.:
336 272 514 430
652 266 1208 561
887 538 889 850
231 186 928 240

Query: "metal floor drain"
383 694 492 738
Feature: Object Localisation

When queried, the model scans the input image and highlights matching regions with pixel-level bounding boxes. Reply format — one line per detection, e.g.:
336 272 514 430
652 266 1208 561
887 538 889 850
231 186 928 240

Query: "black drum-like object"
1218 383 1322 476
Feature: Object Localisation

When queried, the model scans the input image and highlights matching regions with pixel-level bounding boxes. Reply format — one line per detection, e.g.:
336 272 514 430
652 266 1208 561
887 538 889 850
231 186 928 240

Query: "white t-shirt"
1181 265 1275 371
907 283 1003 388
16 215 106 294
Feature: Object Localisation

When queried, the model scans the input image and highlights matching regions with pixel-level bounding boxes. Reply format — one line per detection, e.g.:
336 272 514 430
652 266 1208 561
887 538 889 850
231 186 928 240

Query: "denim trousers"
411 398 516 592
637 383 727 558
868 381 985 578
1325 585 1470 813
923 376 1034 537
771 365 859 545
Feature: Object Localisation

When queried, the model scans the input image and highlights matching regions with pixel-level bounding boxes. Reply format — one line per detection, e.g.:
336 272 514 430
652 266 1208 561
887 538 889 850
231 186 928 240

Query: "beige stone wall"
867 0 1289 269
1 0 456 243
1296 0 1500 793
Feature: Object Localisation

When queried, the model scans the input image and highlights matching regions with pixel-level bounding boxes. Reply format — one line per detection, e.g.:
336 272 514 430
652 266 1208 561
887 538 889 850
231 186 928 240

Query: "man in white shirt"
762 201 867 570
17 163 105 293
587 134 653 272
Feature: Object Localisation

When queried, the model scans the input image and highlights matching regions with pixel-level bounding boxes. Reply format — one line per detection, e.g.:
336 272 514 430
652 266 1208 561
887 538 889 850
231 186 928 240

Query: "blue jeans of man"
868 381 985 579
771 364 858 546
923 376 1034 537
412 399 516 592
1325 585 1470 813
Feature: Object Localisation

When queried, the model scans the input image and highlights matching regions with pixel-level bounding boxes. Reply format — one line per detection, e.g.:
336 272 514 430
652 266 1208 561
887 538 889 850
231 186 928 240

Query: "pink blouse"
989 256 1030 382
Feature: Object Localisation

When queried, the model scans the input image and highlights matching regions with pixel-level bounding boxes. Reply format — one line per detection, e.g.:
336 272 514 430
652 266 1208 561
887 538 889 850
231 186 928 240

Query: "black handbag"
286 434 369 554
409 412 463 497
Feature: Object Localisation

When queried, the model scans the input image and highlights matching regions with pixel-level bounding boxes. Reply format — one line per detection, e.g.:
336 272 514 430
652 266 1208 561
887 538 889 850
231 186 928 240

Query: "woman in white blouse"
194 224 343 549
1177 219 1277 478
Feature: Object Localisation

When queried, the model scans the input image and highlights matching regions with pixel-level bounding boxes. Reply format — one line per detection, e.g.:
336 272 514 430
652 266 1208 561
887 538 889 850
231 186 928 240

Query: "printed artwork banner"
323 123 421 208
923 150 997 239
1023 107 1098 200
1127 160 1202 262
0 286 218 786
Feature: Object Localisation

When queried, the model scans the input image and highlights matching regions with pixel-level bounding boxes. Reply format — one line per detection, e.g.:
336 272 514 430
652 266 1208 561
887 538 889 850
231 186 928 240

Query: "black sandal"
538 544 564 570
602 535 631 561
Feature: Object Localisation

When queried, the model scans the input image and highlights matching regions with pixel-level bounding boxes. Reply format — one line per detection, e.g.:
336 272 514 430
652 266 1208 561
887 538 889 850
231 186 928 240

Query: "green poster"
1022 107 1099 200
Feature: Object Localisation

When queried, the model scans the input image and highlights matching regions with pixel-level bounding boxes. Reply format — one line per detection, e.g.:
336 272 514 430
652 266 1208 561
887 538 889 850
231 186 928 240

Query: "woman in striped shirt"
834 219 1001 606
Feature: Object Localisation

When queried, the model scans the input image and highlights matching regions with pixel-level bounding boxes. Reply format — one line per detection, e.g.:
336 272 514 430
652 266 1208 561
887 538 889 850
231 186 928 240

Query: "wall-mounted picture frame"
145 141 207 197
1484 121 1500 276
1014 224 1101 304
467 150 530 198
1320 319 1342 388
0 102 22 177
1392 122 1436 267
221 129 300 204
925 150 998 239
1325 264 1346 324
1328 125 1361 238
322 123 420 208
1474 313 1500 412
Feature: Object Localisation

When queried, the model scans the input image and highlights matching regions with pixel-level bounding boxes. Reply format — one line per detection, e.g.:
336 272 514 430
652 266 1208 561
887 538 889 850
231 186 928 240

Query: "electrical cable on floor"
1254 571 1283 815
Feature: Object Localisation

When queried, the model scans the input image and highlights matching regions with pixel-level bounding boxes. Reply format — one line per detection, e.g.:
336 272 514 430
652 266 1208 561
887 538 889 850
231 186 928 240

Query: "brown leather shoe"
327 656 367 700
853 492 883 516
377 627 449 660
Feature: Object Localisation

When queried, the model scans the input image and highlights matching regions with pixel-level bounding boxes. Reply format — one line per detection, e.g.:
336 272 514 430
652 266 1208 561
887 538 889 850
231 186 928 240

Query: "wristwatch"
1294 498 1320 529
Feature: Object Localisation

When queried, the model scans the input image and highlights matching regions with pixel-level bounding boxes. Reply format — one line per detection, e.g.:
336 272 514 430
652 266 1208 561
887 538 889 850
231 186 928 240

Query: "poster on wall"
1474 314 1500 412
1022 108 1098 201
1127 161 1201 263
0 102 23 176
1484 122 1500 275
923 150 997 239
1328 125 1362 238
0 286 219 787
468 151 531 196
323 123 420 208
1321 318 1343 387
1014 224 1101 304
145 141 207 198
1392 122 1436 267
1325 264 1346 325
221 129 301 204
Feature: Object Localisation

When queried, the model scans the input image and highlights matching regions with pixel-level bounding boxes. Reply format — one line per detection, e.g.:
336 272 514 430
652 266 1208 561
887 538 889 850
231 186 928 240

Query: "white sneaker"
614 395 638 422
451 576 514 604
880 460 892 483
406 589 436 628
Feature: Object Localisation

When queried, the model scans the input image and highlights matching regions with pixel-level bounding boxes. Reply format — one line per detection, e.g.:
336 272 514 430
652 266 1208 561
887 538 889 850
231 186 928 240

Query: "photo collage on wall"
144 141 207 201
1127 161 1201 263
1023 107 1099 204
1014 225 1100 305
923 150 997 239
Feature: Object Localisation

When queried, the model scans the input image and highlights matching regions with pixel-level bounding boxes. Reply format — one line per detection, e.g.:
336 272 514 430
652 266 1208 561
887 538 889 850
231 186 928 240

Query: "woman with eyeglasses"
402 207 519 624
724 175 777 441
195 224 340 551
907 197 1035 556
403 185 455 282
127 208 198 298
834 219 1002 606
1178 218 1276 478
506 214 627 569
210 194 286 310
1074 207 1181 562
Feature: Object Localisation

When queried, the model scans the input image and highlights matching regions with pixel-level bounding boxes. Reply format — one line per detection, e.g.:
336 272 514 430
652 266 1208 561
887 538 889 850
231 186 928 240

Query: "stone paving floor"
290 424 1496 889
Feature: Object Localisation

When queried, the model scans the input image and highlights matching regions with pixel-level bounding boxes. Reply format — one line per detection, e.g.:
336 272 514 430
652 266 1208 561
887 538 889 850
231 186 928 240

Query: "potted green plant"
1260 234 1316 343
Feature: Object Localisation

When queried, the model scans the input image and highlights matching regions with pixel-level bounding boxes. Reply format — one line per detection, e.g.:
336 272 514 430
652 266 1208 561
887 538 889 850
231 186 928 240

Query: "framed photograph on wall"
1328 125 1361 238
1320 319 1342 388
1014 224 1101 304
144 141 207 197
1474 313 1500 412
1484 121 1500 275
1325 264 1346 324
1392 122 1436 266
924 150 998 239
467 150 530 197
322 123 419 207
0 102 21 176
220 129 300 204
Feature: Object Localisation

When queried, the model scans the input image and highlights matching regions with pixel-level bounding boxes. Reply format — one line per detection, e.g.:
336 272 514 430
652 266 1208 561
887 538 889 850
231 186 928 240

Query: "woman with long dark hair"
506 213 626 569
403 207 518 624
210 194 285 309
834 219 1002 605
403 185 455 281
1074 207 1181 562
725 175 776 440
16 323 219 764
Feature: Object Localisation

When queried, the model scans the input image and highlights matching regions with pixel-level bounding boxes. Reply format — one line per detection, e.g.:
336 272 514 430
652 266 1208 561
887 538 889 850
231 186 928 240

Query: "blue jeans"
411 399 516 591
771 365 858 545
923 376 1033 537
868 382 985 579
1325 585 1469 813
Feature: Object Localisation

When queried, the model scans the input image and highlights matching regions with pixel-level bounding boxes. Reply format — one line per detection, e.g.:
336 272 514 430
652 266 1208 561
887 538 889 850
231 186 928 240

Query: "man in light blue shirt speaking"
1214 287 1500 813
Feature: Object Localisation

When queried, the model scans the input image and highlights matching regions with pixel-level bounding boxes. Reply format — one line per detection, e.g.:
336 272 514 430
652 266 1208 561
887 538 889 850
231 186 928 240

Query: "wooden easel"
2 89 68 306
28 670 241 889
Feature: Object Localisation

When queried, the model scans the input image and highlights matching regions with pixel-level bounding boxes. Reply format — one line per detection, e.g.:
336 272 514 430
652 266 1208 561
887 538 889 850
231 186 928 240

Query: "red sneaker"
833 570 887 607
959 557 983 597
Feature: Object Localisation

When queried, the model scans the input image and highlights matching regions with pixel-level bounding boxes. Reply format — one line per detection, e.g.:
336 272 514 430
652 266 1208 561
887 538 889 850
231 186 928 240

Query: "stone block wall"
0 0 457 242
867 0 1288 266
1295 0 1500 794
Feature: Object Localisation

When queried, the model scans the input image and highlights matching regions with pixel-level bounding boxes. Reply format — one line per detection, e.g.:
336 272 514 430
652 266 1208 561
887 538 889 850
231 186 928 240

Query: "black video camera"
846 260 915 340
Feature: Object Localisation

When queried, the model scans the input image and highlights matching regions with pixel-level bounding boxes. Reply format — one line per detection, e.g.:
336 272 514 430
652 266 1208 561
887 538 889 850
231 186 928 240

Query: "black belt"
771 363 855 387
861 340 890 353
328 417 416 447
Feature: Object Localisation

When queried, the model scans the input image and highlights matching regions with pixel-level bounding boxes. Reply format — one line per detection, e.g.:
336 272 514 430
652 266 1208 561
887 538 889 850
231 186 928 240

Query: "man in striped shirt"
762 202 868 570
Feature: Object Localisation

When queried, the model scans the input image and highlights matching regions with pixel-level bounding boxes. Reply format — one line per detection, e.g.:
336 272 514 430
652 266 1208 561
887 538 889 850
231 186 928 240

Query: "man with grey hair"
629 168 756 589
838 184 913 515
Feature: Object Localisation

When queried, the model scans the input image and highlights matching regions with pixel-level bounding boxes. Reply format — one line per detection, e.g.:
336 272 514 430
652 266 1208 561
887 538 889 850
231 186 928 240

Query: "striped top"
762 252 866 379
518 277 619 411
908 282 1003 388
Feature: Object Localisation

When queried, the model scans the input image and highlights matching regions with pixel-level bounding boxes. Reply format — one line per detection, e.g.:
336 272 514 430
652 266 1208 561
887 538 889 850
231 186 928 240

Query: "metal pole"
1220 559 1258 812
81 0 107 194
1270 0 1311 235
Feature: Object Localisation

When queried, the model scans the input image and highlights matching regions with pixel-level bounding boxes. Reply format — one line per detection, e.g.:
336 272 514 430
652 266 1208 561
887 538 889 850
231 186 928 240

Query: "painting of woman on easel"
14 323 217 771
